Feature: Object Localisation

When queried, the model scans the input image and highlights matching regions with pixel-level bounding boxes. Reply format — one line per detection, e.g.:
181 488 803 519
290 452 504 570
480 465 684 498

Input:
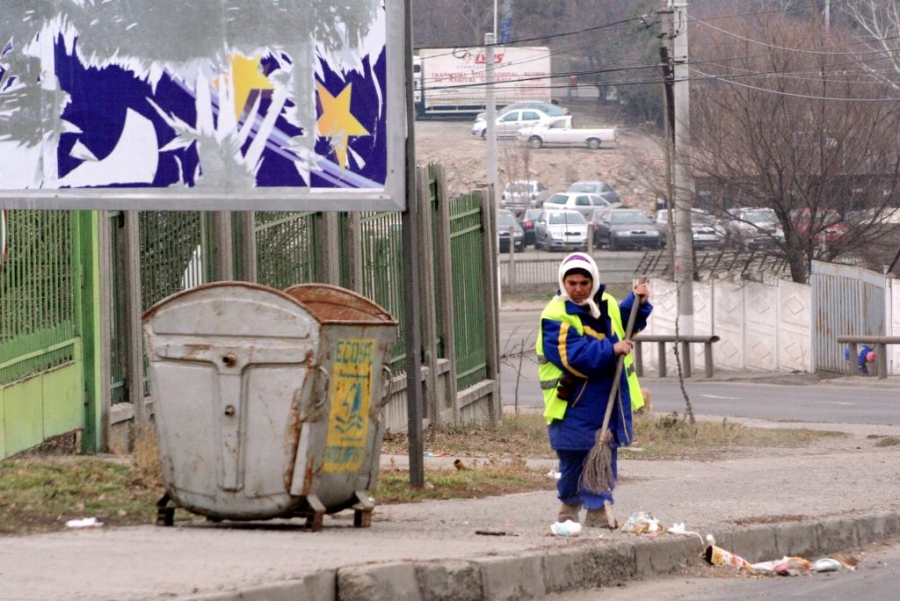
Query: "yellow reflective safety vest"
537 294 645 424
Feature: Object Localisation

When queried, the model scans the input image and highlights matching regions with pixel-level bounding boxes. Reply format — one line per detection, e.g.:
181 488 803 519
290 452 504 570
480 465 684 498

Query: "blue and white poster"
0 1 405 211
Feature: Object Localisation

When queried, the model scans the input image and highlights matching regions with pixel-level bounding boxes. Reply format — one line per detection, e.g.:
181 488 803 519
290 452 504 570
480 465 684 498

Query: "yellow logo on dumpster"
324 338 374 472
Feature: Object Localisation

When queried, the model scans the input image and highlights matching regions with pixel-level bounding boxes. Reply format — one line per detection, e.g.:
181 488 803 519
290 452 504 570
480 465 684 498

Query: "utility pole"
486 34 498 213
662 0 695 335
824 0 830 30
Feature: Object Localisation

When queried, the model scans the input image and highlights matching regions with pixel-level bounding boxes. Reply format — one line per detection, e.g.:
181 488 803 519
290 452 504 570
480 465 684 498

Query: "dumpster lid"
142 281 311 324
283 284 397 325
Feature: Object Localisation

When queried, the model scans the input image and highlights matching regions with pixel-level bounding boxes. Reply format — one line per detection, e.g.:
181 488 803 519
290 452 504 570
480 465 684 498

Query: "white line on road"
700 394 740 400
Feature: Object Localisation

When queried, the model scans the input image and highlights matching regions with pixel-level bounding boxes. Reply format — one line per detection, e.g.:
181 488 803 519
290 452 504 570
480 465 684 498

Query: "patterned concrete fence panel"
643 277 812 374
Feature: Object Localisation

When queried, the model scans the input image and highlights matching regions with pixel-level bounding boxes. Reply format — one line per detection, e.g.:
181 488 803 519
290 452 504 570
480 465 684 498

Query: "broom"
580 277 645 496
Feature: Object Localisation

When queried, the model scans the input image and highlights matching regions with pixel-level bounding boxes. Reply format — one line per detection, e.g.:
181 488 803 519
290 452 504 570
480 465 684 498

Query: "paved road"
642 379 900 426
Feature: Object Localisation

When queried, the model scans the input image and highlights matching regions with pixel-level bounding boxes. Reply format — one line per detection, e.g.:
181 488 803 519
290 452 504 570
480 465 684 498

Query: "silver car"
533 209 588 252
501 180 550 213
566 181 620 205
543 192 612 219
471 109 567 139
726 207 784 250
653 208 725 249
476 101 569 122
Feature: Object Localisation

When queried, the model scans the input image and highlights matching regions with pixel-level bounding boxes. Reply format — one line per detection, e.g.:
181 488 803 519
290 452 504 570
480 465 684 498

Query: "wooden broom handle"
599 276 647 433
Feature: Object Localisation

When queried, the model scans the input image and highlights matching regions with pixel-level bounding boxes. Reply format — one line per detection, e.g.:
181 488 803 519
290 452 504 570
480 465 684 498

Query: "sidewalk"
1 417 899 601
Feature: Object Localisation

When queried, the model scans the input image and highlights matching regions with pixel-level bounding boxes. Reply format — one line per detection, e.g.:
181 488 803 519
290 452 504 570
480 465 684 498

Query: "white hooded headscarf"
557 252 601 318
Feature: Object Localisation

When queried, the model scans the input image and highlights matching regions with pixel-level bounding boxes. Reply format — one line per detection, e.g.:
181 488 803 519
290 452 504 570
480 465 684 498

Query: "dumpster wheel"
352 490 374 528
156 492 175 527
353 507 373 528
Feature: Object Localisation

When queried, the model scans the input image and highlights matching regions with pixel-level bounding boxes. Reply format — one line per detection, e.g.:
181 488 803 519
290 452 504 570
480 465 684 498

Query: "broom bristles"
580 428 615 494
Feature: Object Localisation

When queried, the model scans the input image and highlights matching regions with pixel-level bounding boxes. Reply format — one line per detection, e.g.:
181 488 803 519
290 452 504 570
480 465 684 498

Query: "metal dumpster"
142 282 397 531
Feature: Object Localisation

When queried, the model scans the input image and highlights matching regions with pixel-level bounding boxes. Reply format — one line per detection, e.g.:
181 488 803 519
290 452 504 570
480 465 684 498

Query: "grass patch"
376 456 556 503
0 413 846 535
871 435 900 448
384 411 845 463
0 425 179 536
0 456 160 535
628 412 846 460
383 413 551 458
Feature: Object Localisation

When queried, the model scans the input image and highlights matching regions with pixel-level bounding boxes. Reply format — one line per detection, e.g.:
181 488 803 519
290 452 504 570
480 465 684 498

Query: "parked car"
518 208 544 247
791 207 846 244
471 109 568 139
566 181 620 205
543 191 613 219
517 119 617 149
475 101 569 122
847 207 900 226
497 208 525 253
501 180 551 213
533 209 588 252
653 208 726 249
689 209 727 249
726 207 784 250
592 208 662 250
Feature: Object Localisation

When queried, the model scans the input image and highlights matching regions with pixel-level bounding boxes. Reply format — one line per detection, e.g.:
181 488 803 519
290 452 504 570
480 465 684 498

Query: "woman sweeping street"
536 252 651 528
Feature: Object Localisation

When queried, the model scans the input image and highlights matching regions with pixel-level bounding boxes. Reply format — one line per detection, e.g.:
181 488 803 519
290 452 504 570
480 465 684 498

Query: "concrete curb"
184 511 900 601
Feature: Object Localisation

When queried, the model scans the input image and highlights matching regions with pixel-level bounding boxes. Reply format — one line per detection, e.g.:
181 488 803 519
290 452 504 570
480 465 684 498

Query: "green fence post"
73 211 103 453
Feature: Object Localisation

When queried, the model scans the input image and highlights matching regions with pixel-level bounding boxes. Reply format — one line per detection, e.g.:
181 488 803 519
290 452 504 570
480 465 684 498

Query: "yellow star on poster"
230 54 274 120
317 82 370 169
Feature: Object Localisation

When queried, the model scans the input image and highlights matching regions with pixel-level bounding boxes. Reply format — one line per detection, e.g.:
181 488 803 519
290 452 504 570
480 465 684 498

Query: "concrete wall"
643 277 812 374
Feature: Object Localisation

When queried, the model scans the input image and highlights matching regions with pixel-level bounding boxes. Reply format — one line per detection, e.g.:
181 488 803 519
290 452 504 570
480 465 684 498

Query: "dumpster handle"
379 366 393 407
312 365 329 410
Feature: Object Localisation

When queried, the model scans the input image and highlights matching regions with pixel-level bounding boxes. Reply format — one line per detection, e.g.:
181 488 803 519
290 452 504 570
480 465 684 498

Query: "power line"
688 65 900 103
690 15 888 56
413 15 647 61
414 3 900 103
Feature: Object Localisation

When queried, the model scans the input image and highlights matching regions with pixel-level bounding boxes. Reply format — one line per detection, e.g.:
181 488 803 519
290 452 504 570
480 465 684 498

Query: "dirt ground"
413 101 667 214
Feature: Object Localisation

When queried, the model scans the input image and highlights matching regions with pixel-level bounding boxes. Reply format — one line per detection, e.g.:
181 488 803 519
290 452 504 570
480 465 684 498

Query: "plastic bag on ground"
620 511 664 534
550 520 582 537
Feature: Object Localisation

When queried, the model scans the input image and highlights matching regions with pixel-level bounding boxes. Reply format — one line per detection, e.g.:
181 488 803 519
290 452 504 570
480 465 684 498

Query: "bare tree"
842 0 900 92
689 15 900 283
412 0 495 47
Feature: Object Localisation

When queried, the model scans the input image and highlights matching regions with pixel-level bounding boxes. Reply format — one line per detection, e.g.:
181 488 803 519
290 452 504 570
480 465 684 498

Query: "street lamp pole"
486 33 497 215
494 0 498 38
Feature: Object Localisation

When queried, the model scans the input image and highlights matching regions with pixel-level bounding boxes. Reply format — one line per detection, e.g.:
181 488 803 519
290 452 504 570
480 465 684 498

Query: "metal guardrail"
633 334 721 378
836 336 900 379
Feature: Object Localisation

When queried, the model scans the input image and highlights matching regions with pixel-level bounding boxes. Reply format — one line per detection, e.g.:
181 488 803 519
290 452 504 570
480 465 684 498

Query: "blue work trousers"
556 447 618 510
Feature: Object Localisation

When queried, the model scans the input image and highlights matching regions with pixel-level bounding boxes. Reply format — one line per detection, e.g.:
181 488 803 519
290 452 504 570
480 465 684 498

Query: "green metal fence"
423 167 447 359
139 212 207 309
0 163 494 453
105 211 207 405
254 211 318 290
356 210 405 370
0 211 76 385
448 189 489 390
